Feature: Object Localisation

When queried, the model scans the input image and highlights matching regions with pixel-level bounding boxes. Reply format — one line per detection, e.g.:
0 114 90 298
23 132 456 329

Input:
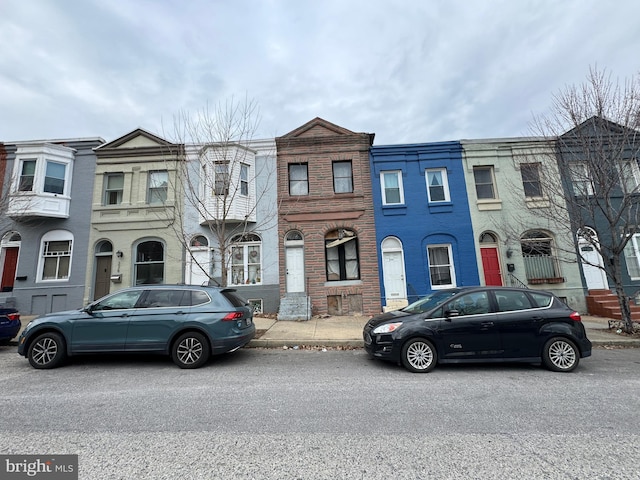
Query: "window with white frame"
425 168 450 202
624 233 640 279
568 162 593 196
104 173 124 205
18 159 36 191
44 161 66 194
380 171 404 205
333 161 353 193
617 160 640 194
230 233 261 285
289 163 308 196
473 166 496 199
240 164 249 196
214 162 230 195
38 230 73 282
148 171 168 204
427 244 455 288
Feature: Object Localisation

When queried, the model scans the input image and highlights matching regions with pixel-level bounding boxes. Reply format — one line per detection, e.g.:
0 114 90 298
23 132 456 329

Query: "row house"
370 141 479 311
276 118 380 319
84 129 184 303
461 137 587 313
182 138 279 314
1 137 104 314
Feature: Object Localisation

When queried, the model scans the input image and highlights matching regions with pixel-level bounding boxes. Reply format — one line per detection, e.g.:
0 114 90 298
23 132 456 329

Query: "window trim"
104 172 124 206
332 160 354 194
568 162 593 196
325 229 360 282
425 168 450 203
37 230 73 283
520 163 543 198
240 163 249 196
617 160 640 194
473 166 497 200
289 163 309 196
427 244 456 289
380 171 404 205
229 233 262 286
624 233 640 280
134 240 165 285
147 170 168 205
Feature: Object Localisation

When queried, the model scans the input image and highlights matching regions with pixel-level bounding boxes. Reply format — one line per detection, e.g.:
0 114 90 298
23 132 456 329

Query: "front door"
382 250 407 305
286 246 305 293
185 249 211 286
1 247 19 292
578 236 607 290
481 247 503 286
93 256 112 300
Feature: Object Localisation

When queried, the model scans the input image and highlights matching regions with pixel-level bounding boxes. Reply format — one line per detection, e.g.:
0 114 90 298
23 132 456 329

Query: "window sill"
427 202 454 214
524 197 550 208
381 204 407 216
323 280 362 287
476 199 502 211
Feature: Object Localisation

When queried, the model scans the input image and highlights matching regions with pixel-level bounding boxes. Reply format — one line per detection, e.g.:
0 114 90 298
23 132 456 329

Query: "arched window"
479 232 498 244
135 240 164 285
38 230 73 282
230 233 261 285
325 228 359 281
520 230 560 282
190 235 209 248
96 240 113 254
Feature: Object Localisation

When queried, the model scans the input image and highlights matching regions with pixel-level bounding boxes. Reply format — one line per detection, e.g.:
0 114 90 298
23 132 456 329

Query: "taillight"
569 311 581 322
7 313 20 321
222 312 243 322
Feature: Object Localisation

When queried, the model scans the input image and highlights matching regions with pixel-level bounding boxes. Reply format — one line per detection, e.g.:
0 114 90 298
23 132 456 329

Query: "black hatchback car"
17 285 255 369
364 287 592 373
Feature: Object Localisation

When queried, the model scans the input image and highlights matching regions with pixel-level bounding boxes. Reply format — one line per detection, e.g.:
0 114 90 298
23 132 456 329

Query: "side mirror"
445 309 460 318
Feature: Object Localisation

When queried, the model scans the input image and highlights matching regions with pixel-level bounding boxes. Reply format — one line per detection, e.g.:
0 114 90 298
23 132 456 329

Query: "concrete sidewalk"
248 314 640 349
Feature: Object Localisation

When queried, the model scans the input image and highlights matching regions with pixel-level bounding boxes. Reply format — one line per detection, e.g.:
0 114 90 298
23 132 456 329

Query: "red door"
481 247 503 286
1 247 19 292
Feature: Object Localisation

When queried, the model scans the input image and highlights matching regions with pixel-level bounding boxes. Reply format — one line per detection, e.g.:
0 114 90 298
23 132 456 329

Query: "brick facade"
276 118 381 316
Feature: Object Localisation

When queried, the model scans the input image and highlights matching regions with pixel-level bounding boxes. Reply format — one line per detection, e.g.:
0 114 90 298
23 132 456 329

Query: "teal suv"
18 285 255 369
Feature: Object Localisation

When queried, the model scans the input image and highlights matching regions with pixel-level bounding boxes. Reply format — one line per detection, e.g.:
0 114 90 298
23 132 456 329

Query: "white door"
382 249 407 305
578 231 608 290
286 246 305 292
186 249 211 286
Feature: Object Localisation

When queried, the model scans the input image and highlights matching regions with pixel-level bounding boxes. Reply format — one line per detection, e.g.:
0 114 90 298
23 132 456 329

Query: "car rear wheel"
401 338 437 373
172 332 210 369
28 332 66 369
542 337 579 372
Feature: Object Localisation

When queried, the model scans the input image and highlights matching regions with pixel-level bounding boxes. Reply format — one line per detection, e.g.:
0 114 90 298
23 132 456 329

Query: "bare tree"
529 67 640 333
163 96 278 287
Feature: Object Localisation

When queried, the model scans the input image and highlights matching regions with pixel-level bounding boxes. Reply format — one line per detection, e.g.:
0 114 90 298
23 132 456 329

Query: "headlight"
373 322 403 334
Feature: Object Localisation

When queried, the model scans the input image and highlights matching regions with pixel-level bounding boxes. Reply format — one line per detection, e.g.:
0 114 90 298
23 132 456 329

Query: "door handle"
481 321 494 327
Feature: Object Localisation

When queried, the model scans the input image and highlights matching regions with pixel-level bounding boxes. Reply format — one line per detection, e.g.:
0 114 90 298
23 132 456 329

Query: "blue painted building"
370 142 479 310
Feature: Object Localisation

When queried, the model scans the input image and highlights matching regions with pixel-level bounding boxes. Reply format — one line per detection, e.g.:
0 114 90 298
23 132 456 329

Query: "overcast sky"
2 0 640 145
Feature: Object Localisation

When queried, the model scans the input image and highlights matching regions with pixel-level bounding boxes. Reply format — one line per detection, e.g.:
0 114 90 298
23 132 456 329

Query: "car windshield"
402 290 459 314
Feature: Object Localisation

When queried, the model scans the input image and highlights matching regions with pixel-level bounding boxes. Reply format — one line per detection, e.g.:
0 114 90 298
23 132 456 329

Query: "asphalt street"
1 345 639 479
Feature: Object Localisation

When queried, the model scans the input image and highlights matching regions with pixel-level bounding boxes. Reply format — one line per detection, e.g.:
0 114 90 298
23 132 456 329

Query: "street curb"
248 339 365 349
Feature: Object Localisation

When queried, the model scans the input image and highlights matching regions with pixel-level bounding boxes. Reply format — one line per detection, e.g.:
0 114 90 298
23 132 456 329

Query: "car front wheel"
401 338 437 373
542 337 579 372
172 332 210 369
28 332 66 369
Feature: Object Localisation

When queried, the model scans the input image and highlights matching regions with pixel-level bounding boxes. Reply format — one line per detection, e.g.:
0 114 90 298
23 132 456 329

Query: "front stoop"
586 289 640 321
278 293 312 321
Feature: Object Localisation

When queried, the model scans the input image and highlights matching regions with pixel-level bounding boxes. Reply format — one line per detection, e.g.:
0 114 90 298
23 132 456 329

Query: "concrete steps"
277 293 312 321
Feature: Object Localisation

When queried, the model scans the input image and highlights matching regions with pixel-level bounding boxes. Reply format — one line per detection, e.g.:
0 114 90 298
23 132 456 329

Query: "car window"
528 292 552 308
139 290 184 308
221 290 248 308
403 290 458 314
449 292 490 316
495 290 532 312
93 290 143 311
181 290 211 306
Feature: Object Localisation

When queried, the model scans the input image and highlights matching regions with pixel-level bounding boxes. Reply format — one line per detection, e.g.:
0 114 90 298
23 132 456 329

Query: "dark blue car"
364 286 592 373
0 307 21 344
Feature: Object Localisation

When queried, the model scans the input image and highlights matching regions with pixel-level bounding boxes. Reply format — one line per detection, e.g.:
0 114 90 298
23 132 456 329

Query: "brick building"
276 118 380 319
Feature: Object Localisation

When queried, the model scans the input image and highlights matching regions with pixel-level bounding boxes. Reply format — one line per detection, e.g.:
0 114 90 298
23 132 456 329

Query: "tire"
172 332 210 369
401 338 437 373
28 332 66 369
542 337 579 372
